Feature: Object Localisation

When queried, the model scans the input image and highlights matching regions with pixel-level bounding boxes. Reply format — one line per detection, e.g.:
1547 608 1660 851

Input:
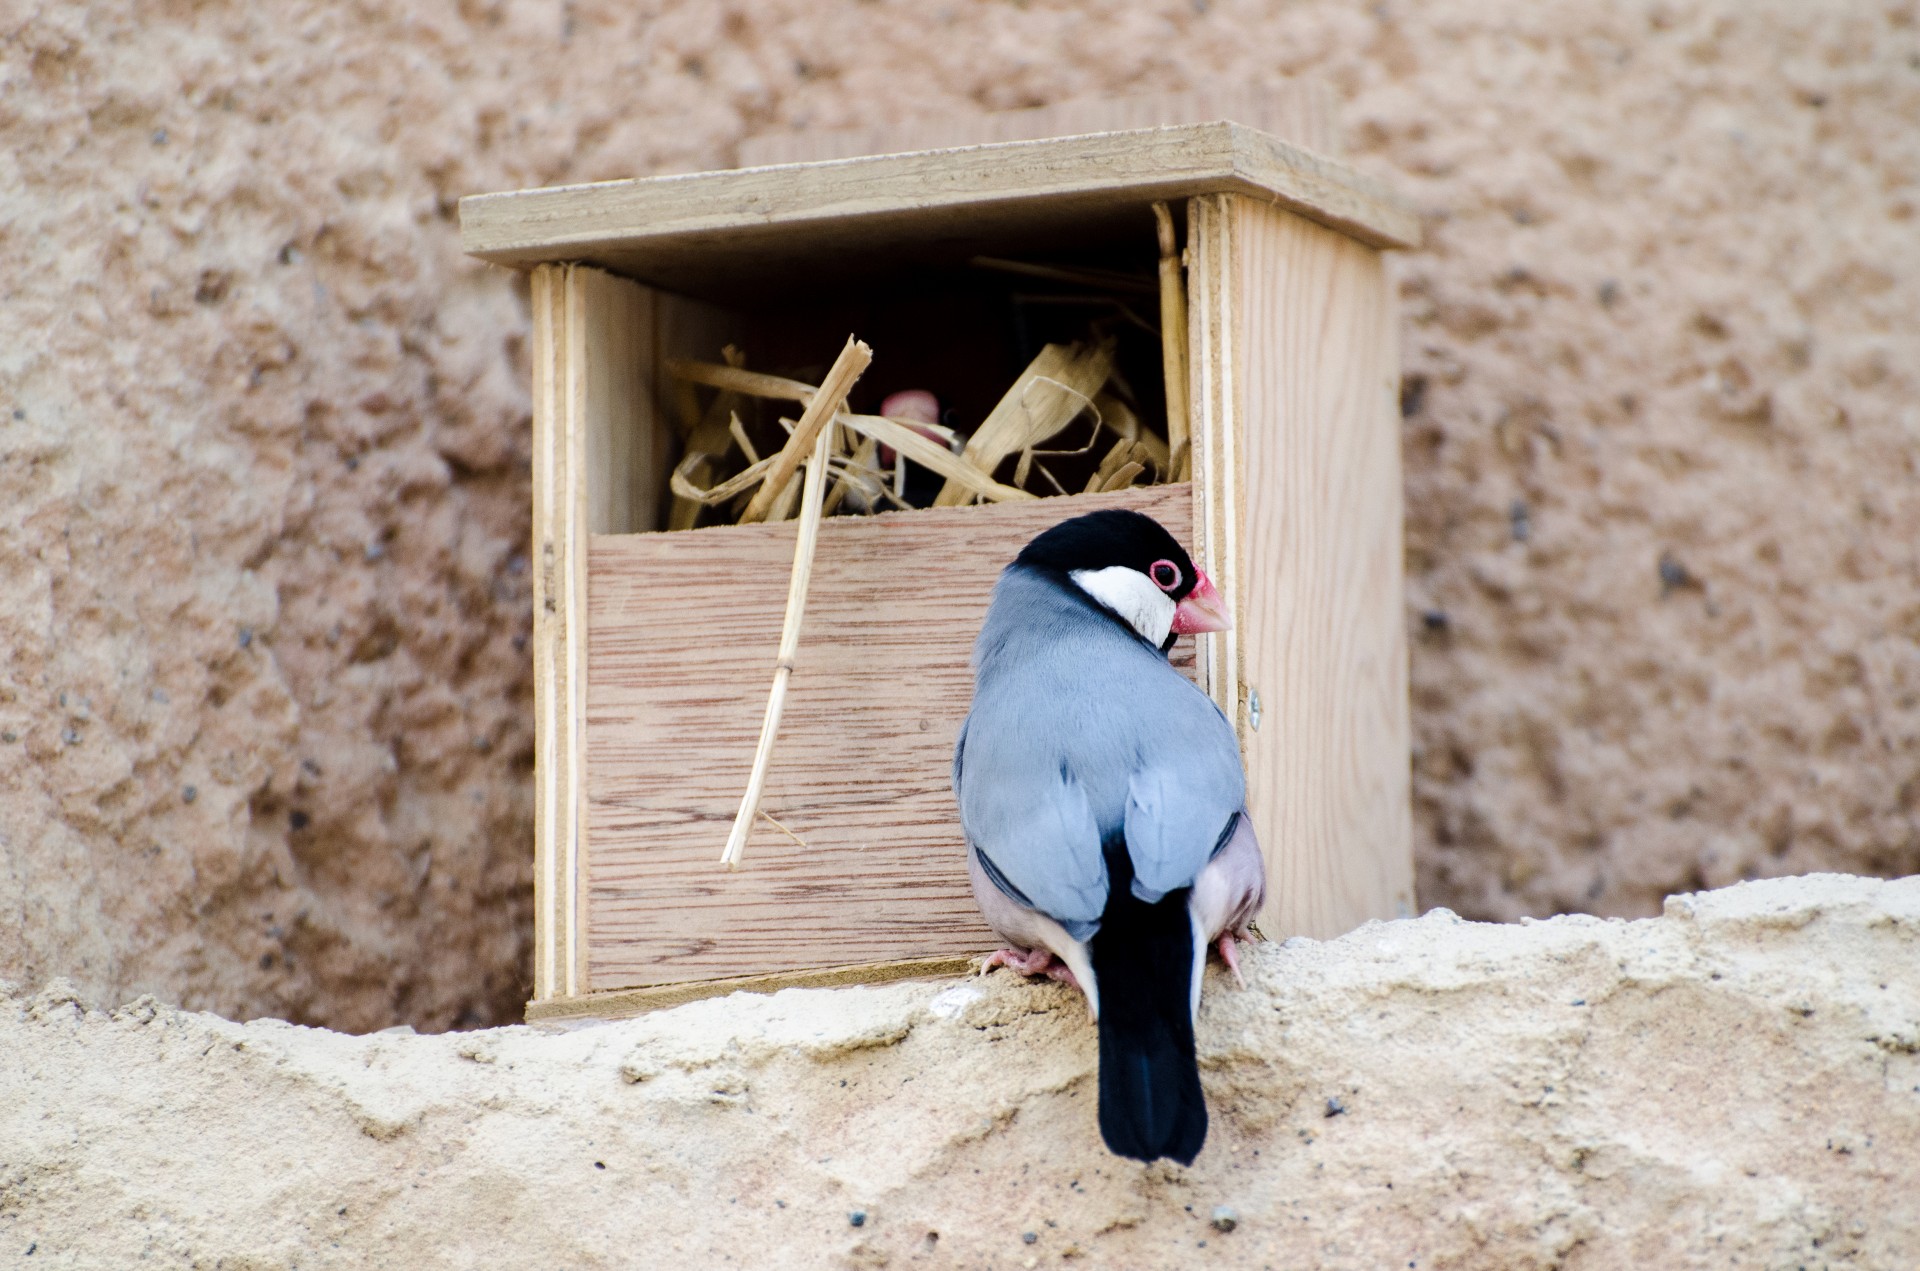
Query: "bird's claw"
1216 932 1248 989
980 946 1055 978
980 948 1084 999
1043 961 1082 992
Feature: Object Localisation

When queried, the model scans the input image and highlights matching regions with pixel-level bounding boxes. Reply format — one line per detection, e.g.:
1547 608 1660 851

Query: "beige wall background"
1 0 1914 1032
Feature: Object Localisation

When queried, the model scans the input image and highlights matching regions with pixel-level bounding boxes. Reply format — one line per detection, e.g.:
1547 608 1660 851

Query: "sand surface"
3 874 1916 1267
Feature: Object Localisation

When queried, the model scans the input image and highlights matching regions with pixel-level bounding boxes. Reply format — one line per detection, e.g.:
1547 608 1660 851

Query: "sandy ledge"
2 872 1915 1268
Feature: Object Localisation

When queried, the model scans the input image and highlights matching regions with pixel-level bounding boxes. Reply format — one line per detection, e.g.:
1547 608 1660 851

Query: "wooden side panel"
584 484 1196 990
736 80 1343 167
532 264 682 1004
528 264 575 1003
570 267 670 537
1185 194 1242 725
1226 196 1414 939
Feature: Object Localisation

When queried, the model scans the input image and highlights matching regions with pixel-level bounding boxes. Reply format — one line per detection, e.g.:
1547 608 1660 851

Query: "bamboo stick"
1153 202 1192 481
739 338 872 524
718 417 840 870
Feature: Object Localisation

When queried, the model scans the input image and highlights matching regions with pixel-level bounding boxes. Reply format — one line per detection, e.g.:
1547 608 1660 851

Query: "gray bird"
952 509 1266 1165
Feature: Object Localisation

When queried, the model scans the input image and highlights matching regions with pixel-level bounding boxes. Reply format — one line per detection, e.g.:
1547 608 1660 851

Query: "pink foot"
980 948 1084 998
980 946 1054 977
1215 932 1247 988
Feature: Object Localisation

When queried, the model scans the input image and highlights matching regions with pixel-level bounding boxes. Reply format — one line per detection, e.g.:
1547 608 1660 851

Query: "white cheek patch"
1070 566 1176 646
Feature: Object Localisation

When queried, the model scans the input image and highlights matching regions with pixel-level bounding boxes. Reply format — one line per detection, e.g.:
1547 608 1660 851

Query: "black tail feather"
1091 877 1206 1165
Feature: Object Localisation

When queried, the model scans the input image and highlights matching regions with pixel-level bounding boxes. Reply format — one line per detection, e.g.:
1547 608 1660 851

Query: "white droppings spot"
928 982 984 1020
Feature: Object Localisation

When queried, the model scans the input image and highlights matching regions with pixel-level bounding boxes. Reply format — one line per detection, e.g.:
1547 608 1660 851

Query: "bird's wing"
1121 684 1246 903
954 714 1107 937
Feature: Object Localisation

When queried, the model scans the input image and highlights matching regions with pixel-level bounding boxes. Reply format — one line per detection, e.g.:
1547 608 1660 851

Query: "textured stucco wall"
1 0 1916 1029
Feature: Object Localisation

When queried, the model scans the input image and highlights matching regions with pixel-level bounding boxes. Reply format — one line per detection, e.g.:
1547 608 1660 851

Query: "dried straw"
1153 202 1192 481
739 338 873 524
932 340 1116 507
718 338 871 869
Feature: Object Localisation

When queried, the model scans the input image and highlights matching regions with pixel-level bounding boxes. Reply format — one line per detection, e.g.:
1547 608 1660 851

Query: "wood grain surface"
1226 196 1415 939
460 123 1418 302
1185 194 1242 728
736 80 1343 167
585 484 1195 989
529 265 566 1002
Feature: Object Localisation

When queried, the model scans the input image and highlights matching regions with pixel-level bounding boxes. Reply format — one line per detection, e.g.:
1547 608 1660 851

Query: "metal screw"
1246 688 1262 732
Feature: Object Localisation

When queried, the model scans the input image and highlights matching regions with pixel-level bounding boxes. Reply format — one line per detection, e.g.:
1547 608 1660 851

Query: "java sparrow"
952 509 1266 1165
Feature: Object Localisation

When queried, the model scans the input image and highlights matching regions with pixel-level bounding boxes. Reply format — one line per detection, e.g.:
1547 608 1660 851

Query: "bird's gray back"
954 567 1245 929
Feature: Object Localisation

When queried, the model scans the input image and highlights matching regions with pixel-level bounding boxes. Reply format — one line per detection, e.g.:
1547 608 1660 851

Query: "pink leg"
980 946 1055 977
1215 933 1247 988
980 948 1084 997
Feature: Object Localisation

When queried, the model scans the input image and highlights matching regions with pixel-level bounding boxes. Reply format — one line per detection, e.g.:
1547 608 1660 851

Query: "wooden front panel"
1223 195 1414 938
585 484 1195 990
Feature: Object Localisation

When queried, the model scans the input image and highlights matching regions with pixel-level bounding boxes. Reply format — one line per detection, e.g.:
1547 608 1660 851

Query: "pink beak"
1171 569 1231 634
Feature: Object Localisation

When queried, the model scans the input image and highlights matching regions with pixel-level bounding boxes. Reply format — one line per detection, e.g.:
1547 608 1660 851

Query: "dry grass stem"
667 359 817 404
933 340 1115 507
720 412 843 870
757 810 810 849
1153 202 1192 481
971 255 1157 295
739 338 872 524
841 413 1037 504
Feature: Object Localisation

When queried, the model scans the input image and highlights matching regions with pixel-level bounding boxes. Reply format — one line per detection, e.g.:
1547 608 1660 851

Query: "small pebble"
848 1210 866 1228
182 785 198 804
1326 1097 1348 1117
1211 1205 1239 1233
1 731 15 743
1421 608 1450 632
1509 499 1531 543
238 627 253 648
1658 551 1691 593
1022 1231 1037 1244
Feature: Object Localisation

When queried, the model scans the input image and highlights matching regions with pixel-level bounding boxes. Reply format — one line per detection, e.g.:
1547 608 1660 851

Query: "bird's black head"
1014 509 1230 647
1017 510 1199 599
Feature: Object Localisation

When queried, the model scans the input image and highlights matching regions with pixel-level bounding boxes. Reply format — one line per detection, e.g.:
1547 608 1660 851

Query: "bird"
952 508 1266 1165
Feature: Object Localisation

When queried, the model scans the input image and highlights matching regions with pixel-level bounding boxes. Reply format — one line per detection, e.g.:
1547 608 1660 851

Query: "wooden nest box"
461 107 1420 1022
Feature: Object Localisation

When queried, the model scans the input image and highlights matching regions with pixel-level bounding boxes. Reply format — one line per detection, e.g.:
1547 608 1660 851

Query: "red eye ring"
1149 559 1181 592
